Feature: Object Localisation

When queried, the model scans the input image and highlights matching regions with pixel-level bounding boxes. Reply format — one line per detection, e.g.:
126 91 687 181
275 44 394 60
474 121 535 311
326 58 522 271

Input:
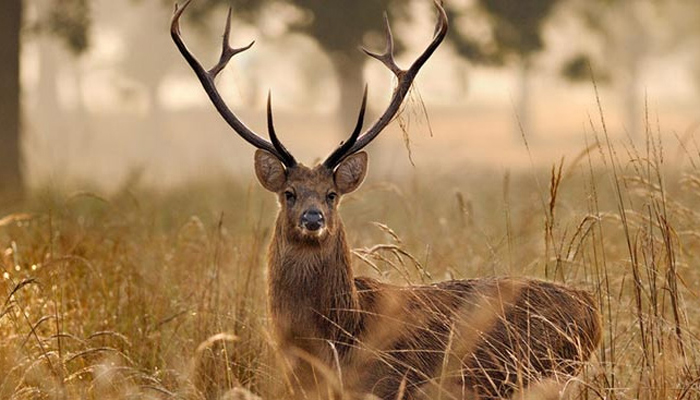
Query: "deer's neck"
268 218 361 352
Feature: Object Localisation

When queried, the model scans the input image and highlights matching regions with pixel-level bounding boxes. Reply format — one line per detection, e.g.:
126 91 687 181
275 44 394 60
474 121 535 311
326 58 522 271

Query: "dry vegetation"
2 119 700 399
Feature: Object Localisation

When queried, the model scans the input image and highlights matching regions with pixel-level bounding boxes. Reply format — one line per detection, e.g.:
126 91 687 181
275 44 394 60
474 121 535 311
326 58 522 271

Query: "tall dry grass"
2 115 700 399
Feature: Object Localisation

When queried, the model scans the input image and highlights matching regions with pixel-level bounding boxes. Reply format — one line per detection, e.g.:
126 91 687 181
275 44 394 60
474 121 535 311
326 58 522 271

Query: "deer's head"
254 150 367 242
171 0 447 242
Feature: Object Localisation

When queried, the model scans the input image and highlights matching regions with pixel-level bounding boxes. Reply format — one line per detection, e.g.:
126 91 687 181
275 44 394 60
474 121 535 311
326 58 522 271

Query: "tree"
289 1 399 129
119 1 179 139
446 0 562 136
0 0 90 198
563 0 689 138
0 0 23 198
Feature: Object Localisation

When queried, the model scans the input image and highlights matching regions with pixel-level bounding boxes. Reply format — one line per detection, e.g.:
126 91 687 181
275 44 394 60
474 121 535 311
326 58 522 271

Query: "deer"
171 1 602 399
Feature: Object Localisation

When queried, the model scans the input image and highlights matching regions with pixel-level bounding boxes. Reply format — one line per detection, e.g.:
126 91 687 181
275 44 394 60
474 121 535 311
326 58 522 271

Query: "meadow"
2 116 700 399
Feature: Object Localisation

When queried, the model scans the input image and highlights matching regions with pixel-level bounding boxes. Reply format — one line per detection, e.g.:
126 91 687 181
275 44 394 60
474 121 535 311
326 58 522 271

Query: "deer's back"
350 277 601 399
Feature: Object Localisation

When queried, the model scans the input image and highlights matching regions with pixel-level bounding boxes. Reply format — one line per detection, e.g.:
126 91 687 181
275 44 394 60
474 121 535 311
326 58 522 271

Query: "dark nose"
301 209 325 231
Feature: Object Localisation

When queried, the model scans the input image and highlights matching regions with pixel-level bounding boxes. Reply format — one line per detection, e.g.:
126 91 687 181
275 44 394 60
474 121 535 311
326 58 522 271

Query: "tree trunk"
0 0 23 197
329 52 367 138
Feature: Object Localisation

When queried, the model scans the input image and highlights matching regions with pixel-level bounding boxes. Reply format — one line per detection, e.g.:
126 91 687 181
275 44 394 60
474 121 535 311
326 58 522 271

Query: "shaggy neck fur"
267 215 361 358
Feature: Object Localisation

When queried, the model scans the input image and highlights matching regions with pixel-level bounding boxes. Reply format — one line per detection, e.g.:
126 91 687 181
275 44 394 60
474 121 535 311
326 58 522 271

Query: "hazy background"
12 0 700 191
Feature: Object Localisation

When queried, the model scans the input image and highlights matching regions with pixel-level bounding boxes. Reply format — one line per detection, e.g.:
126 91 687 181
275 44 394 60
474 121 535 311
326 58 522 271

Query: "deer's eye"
284 190 296 205
326 192 338 204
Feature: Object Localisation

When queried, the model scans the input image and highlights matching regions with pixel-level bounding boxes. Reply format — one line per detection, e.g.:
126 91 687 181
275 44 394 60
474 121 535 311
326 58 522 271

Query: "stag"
171 1 602 399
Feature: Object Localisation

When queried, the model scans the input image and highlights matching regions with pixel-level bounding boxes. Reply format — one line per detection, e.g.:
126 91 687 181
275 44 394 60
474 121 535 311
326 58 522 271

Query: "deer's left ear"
334 152 368 194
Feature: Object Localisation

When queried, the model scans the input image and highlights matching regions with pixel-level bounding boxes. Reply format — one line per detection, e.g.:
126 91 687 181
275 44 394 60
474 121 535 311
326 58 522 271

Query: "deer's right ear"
255 150 287 192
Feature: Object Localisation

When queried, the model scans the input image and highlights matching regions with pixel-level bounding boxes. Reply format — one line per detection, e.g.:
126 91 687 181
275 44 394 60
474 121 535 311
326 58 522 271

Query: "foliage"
30 0 92 54
447 0 562 66
284 0 395 54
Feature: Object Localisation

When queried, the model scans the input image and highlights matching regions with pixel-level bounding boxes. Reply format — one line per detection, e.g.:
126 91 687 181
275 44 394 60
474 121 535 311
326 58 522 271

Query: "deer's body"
171 2 602 398
263 164 600 399
356 278 600 399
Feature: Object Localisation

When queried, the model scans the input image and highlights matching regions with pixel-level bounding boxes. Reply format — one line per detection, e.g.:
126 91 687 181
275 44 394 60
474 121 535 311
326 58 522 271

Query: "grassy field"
2 121 700 399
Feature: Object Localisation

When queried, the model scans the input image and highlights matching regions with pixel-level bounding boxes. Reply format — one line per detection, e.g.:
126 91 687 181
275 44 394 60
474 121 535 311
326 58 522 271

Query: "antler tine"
209 9 254 77
171 0 297 168
361 14 402 77
323 0 448 169
267 92 297 167
322 85 368 169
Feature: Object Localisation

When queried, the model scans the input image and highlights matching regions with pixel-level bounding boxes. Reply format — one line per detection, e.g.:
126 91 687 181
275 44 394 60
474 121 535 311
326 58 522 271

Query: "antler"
171 0 297 168
323 0 448 170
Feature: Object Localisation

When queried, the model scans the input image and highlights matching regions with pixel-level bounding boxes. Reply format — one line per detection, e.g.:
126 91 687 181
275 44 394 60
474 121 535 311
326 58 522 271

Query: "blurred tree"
0 0 23 197
118 1 177 140
288 0 401 130
446 0 562 136
564 0 664 138
36 0 91 54
0 0 90 197
228 0 563 134
449 0 560 63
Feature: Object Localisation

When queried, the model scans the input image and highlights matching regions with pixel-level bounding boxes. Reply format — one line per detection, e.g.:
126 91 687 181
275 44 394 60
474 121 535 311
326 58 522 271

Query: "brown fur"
257 153 602 400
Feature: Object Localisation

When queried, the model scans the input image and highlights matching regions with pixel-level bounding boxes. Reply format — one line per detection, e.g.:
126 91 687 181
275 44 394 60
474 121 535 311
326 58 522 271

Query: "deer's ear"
334 152 368 194
255 150 287 192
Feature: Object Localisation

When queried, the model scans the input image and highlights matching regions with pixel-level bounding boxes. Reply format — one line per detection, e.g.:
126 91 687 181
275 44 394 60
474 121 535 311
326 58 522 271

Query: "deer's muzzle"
300 209 324 231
